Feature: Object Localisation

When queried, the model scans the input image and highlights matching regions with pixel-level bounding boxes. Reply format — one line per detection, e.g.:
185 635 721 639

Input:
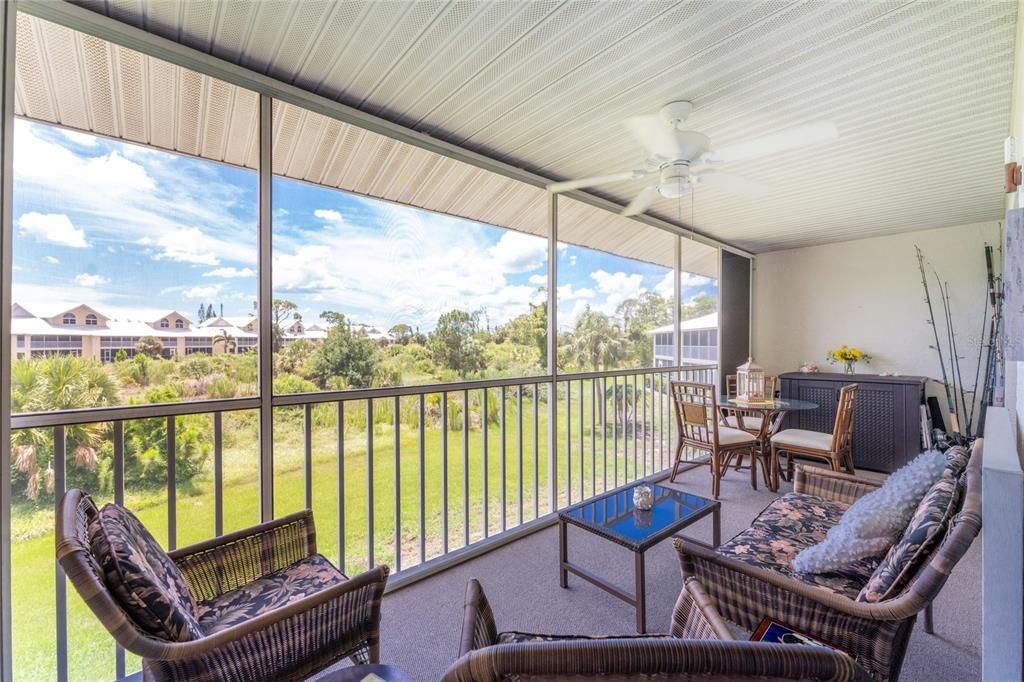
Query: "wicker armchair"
443 577 871 681
57 489 389 682
675 440 982 682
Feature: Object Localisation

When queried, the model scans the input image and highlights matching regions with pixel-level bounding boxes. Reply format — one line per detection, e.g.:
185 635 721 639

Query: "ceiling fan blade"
696 169 768 197
623 115 682 158
707 121 838 163
621 185 661 217
547 169 653 194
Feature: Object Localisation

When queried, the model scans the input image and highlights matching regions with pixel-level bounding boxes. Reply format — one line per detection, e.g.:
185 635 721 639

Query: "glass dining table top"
720 397 819 411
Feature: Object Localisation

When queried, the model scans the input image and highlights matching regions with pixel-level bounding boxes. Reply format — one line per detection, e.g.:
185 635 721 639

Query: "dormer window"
175 319 184 329
159 319 169 328
62 313 76 325
85 314 98 326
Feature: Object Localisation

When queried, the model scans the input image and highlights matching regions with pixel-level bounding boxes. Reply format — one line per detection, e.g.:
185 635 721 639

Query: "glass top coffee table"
558 483 720 633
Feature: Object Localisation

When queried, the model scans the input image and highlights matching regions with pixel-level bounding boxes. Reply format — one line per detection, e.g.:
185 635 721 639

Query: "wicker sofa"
57 489 389 682
443 577 871 681
675 440 982 682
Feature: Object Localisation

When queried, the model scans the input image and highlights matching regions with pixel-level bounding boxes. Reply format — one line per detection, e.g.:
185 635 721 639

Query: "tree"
388 323 413 344
271 299 299 352
308 311 379 388
428 309 484 378
135 336 164 359
561 307 624 371
114 348 128 363
616 292 671 367
681 293 717 320
213 330 237 354
496 301 547 363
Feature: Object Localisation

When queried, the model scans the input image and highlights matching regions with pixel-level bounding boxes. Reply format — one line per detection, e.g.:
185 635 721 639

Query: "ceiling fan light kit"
547 100 838 219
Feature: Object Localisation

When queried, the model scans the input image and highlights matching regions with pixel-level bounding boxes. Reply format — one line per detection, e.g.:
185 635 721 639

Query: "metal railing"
10 363 716 681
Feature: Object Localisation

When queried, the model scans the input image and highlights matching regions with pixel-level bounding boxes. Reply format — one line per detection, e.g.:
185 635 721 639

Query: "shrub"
273 372 317 395
207 376 238 399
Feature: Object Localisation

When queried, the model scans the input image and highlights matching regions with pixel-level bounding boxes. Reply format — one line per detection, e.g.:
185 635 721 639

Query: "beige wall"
752 221 1002 411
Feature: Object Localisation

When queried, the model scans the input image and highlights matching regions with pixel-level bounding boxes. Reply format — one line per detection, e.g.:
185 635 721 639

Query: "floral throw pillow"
88 504 203 642
857 472 960 603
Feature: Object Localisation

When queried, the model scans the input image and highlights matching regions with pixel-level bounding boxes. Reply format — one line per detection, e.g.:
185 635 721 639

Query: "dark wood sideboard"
779 372 927 473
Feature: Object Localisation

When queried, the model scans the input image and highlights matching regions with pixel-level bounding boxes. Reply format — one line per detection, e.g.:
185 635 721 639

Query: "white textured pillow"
791 450 946 574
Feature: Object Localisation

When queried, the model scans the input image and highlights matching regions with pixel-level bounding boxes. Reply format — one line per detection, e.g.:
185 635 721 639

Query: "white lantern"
736 357 765 401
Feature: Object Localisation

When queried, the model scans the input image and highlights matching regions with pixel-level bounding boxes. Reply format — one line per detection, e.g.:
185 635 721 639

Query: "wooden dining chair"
719 374 779 436
669 381 760 499
770 384 859 489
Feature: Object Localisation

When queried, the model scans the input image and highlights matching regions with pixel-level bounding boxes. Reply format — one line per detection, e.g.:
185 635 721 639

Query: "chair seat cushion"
722 414 766 432
716 493 878 599
197 553 346 635
88 504 203 642
718 426 757 446
771 429 833 451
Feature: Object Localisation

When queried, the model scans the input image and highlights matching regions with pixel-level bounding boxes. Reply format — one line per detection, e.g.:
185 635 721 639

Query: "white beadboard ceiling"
15 0 1020 255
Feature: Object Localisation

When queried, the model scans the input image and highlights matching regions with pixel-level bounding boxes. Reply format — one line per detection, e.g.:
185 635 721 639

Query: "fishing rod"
966 267 990 437
915 246 959 437
941 280 969 438
976 244 1003 435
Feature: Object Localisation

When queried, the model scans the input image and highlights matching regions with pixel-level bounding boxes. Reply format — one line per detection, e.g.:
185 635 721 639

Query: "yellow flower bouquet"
826 345 872 374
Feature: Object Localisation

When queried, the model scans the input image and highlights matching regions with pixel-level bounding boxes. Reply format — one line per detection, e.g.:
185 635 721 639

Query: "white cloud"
203 266 255 279
590 269 646 314
45 256 60 264
150 227 226 266
74 273 110 287
313 208 344 225
57 128 99 147
681 272 712 288
528 274 547 286
182 285 221 299
17 212 89 248
488 231 546 273
557 284 595 300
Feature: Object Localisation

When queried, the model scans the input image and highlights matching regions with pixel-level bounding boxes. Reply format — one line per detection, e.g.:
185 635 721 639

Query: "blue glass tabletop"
559 484 718 551
720 397 818 411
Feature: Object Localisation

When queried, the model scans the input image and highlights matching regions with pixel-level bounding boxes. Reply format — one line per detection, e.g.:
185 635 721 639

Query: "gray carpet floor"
319 465 982 681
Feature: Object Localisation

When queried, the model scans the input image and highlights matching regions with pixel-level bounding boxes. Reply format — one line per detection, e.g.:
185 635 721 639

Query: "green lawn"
10 382 677 681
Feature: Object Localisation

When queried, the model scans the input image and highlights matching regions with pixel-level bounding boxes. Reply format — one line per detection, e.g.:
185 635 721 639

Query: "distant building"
9 303 333 362
648 312 718 367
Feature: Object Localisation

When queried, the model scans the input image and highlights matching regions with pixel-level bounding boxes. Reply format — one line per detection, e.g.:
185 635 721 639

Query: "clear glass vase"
844 360 856 375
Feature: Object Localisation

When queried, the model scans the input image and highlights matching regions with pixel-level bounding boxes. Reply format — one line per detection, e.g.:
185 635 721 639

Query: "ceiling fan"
547 101 838 217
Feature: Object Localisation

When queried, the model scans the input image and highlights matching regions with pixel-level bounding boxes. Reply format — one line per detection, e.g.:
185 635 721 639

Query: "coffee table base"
558 507 720 634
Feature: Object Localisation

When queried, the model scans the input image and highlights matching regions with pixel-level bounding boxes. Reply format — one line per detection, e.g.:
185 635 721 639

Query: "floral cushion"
857 472 960 603
497 631 669 644
197 553 345 635
88 504 202 642
944 445 970 476
716 493 878 599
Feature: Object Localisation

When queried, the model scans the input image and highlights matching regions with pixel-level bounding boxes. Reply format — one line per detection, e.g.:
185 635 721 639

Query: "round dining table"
719 397 819 491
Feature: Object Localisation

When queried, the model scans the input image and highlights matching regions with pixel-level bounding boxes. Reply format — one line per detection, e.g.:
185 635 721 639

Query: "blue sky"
12 119 716 331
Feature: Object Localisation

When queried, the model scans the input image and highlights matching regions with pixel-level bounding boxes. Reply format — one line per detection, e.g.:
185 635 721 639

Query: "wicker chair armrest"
442 638 871 682
126 564 389 661
673 538 927 621
793 465 881 504
458 579 499 656
670 578 734 640
169 510 317 600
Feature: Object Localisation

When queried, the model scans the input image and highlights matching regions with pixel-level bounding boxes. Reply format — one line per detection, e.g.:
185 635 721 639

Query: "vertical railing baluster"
642 373 648 477
213 413 223 537
659 372 665 471
462 390 469 547
500 385 507 532
303 403 313 509
113 421 125 679
577 379 583 498
602 377 608 492
337 401 345 571
517 385 523 526
441 391 448 554
54 425 68 682
533 384 539 520
622 376 628 484
394 396 401 572
418 395 425 564
612 376 618 487
590 379 596 498
626 374 634 481
167 416 176 549
482 388 489 537
367 399 374 570
565 381 571 504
